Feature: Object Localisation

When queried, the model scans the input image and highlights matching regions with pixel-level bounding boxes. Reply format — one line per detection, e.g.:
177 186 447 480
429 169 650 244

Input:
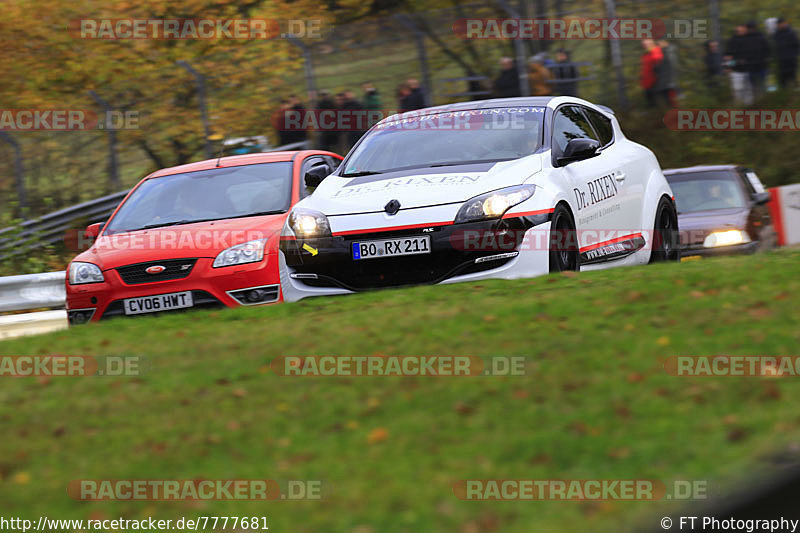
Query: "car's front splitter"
279 216 552 301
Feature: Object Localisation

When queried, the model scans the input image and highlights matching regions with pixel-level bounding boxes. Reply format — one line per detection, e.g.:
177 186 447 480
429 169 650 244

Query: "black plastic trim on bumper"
68 308 96 326
226 284 280 305
679 241 759 258
281 215 544 290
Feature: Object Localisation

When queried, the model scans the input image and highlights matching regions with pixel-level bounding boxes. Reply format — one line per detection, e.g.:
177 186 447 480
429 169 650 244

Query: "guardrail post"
287 36 318 103
394 15 434 107
88 90 121 191
603 0 629 110
496 0 531 97
0 131 27 212
708 0 721 43
176 60 214 160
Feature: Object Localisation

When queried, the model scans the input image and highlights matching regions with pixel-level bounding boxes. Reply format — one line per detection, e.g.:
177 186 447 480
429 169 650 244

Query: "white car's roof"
381 96 615 125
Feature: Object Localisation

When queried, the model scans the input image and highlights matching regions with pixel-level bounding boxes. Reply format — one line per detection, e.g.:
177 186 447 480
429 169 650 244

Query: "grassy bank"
0 249 798 531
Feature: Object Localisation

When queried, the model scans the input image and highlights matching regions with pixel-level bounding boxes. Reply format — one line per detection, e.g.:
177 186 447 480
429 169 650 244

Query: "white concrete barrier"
0 310 68 340
769 184 800 246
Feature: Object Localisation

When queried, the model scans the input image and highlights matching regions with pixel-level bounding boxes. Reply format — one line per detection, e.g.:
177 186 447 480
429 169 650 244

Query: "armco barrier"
0 271 66 313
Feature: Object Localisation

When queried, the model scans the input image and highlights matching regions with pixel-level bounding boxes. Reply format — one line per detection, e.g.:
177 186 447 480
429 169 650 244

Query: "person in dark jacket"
400 78 426 111
774 18 800 89
315 90 339 152
657 40 679 107
340 90 364 150
285 95 308 144
703 40 724 88
272 100 292 146
743 21 771 100
492 57 521 98
724 24 755 105
549 49 578 96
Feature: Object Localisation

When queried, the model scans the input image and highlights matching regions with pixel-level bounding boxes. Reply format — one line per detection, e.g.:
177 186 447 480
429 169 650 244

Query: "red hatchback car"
66 150 342 324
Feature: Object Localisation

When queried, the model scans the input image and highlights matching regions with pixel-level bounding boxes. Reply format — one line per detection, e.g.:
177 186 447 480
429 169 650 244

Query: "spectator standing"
340 90 364 150
657 40 679 107
285 95 308 145
362 82 382 110
401 78 426 110
528 53 553 96
743 21 772 100
272 100 292 146
493 57 521 98
640 39 664 107
703 40 724 88
774 18 800 89
315 90 339 152
550 49 578 96
724 24 753 105
362 81 382 131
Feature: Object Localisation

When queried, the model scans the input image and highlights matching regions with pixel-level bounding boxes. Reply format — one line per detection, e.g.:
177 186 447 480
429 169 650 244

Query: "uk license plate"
123 291 194 315
352 235 431 260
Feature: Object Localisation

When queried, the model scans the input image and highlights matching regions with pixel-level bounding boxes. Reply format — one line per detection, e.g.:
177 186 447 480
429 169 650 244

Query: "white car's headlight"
703 229 750 248
213 239 267 268
287 208 331 238
68 262 104 285
455 185 536 224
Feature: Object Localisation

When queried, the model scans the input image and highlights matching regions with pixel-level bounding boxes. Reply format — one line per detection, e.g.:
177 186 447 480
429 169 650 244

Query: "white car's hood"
307 156 543 215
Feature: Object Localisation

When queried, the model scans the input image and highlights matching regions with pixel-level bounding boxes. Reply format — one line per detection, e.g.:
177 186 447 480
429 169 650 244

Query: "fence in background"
0 140 310 260
0 0 786 219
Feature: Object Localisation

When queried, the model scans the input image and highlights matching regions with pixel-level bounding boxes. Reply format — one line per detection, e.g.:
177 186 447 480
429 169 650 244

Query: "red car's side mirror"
84 222 104 239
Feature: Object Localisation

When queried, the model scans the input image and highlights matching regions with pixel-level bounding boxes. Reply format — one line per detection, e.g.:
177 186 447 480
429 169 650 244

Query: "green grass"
1 249 799 531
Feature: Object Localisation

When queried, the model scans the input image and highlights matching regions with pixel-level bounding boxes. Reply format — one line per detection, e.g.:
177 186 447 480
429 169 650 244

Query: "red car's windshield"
105 162 293 234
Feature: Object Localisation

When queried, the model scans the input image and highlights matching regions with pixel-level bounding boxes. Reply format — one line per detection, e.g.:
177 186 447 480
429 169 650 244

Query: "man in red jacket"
640 39 664 107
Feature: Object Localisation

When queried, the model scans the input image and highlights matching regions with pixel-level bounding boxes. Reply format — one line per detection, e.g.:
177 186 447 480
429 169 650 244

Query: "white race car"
279 96 678 301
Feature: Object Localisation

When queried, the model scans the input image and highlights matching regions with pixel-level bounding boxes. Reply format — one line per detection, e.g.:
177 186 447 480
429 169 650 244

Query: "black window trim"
299 155 327 199
550 103 616 167
580 105 615 151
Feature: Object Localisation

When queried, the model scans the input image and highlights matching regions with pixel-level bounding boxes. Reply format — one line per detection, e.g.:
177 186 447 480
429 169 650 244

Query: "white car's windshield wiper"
427 158 515 168
340 170 384 177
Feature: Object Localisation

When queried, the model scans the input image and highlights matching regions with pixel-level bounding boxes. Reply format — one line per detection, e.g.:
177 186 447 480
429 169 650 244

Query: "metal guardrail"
0 190 131 253
0 141 312 258
0 271 66 313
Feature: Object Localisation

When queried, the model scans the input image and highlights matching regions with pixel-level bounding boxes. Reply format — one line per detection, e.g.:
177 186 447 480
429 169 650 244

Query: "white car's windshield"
105 162 293 234
342 107 545 176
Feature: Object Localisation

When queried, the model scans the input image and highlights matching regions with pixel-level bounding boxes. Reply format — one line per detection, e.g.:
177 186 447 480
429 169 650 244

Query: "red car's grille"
116 259 198 285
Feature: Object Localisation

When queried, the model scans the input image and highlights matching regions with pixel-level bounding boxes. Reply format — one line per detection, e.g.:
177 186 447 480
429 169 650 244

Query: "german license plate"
123 291 193 315
352 235 431 260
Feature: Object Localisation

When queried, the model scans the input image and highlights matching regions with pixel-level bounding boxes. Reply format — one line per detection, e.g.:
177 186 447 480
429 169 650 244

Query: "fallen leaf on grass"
367 427 389 444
